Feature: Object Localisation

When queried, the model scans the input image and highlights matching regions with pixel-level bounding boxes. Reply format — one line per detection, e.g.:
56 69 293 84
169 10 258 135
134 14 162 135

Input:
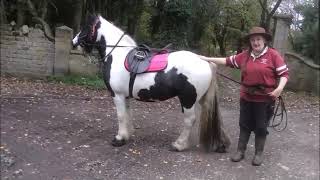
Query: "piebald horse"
72 15 230 152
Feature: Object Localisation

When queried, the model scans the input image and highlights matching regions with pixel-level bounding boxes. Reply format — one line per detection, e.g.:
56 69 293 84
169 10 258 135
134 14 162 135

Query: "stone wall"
285 52 320 95
0 24 99 77
69 50 99 76
0 25 55 77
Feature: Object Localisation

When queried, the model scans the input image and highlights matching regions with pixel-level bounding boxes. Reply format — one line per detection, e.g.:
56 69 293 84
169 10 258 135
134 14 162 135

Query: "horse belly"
132 72 177 101
166 51 212 101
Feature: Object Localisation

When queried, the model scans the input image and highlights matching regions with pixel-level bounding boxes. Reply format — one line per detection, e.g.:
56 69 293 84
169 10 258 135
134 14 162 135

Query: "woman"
199 26 289 166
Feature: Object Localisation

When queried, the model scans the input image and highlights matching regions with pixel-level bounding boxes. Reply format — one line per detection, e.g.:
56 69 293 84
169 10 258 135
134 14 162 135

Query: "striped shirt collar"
250 46 268 61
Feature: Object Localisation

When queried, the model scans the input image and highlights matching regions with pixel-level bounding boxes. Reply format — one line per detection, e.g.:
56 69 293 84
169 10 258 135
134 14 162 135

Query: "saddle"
125 44 170 74
124 44 171 97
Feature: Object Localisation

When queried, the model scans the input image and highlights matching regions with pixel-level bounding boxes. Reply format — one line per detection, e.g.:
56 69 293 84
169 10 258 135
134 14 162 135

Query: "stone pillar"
54 26 73 76
272 14 293 56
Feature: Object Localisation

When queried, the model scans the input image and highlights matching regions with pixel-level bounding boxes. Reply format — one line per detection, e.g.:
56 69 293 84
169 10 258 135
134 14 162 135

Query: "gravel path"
1 76 319 180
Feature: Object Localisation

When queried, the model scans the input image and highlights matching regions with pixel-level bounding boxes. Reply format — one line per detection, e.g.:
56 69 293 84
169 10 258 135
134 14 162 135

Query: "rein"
104 32 128 60
80 32 136 62
216 71 288 131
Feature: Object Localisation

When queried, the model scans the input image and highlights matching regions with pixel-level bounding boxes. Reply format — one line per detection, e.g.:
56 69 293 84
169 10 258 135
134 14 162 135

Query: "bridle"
76 22 136 62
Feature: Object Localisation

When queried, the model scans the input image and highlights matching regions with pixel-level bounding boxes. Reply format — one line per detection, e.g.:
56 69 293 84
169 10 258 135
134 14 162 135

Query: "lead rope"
216 71 287 131
269 96 287 131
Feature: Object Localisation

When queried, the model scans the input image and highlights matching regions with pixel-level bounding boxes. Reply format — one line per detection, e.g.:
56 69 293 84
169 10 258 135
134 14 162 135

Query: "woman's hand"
198 55 208 60
197 55 227 65
269 77 288 98
268 87 283 98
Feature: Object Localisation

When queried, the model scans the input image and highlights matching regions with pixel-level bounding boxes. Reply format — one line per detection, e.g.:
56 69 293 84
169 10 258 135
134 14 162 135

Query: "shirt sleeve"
226 51 247 69
273 50 289 79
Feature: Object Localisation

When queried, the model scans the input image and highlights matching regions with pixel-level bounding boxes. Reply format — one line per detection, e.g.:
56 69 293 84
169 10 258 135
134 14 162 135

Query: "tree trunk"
127 0 144 36
259 0 283 31
40 0 48 19
32 17 54 41
0 0 7 24
72 0 83 34
236 20 245 54
151 0 166 36
259 0 267 29
26 0 54 41
17 0 25 27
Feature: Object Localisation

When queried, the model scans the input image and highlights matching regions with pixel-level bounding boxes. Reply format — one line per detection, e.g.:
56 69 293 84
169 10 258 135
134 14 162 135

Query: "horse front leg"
172 106 196 151
111 95 134 147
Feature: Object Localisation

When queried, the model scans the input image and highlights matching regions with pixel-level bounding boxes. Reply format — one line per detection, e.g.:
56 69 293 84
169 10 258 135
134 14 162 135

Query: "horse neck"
98 17 136 57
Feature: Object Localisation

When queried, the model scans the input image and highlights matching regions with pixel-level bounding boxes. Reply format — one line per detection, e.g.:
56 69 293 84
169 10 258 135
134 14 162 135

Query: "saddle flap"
125 44 169 74
125 47 152 74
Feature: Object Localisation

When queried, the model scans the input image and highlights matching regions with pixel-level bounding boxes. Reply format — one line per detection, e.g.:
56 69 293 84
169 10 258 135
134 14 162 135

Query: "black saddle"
125 44 171 98
125 44 171 74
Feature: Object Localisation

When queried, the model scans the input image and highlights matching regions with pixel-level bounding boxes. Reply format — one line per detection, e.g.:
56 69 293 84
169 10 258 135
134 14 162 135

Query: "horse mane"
98 15 137 47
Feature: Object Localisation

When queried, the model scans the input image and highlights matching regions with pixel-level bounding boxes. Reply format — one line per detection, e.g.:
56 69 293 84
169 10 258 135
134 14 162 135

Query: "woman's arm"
198 55 227 65
268 77 288 98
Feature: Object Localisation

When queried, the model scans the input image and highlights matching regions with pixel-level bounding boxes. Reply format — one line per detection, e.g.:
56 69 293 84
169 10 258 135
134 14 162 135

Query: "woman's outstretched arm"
198 55 227 65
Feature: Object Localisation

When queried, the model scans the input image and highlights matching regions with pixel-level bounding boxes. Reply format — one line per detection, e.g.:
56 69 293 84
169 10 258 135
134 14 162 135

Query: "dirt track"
1 77 319 180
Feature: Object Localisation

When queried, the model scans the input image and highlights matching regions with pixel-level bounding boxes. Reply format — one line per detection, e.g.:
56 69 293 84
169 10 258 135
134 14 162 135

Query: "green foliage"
197 0 260 56
136 10 152 44
46 75 106 90
152 0 192 48
292 2 319 64
0 0 272 56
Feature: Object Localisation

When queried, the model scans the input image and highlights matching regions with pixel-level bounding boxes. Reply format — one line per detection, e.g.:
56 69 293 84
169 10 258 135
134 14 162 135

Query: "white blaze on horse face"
72 32 80 46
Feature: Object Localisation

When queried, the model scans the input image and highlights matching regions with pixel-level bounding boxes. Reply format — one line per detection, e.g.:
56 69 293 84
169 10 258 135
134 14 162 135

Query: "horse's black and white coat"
72 15 230 151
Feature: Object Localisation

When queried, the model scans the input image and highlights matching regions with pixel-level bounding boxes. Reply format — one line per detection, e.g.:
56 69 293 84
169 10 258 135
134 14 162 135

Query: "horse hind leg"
111 95 134 147
172 105 197 151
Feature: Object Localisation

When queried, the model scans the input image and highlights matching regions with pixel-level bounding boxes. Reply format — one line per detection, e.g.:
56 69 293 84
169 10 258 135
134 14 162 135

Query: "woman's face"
249 35 266 53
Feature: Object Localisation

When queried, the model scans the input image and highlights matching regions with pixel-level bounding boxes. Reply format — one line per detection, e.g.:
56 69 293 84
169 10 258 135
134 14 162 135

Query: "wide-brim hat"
244 26 272 42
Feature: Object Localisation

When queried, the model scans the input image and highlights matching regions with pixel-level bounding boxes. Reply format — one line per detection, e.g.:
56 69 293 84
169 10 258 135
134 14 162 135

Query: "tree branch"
40 0 48 19
258 0 269 14
32 17 54 41
26 0 54 42
26 0 38 17
269 0 283 17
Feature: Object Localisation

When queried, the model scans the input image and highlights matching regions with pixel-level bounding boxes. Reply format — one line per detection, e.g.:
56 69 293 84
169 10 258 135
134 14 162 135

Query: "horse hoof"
215 145 227 153
170 142 187 152
111 138 126 147
169 146 180 152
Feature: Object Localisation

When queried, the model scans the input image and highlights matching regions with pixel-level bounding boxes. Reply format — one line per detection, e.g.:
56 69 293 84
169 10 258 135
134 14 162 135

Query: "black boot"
231 128 250 162
252 136 266 166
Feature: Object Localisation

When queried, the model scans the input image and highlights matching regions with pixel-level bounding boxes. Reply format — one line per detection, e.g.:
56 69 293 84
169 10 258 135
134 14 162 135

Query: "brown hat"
244 26 272 42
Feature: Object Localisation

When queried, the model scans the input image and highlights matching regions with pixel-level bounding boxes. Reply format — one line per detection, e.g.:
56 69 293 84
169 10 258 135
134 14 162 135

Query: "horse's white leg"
172 105 197 151
111 94 133 147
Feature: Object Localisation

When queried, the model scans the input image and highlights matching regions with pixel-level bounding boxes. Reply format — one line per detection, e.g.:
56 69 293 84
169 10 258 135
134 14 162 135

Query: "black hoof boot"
111 138 126 147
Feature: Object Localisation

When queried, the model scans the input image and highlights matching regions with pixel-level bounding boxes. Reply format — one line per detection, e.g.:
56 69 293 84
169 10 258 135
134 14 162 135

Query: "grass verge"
46 74 106 90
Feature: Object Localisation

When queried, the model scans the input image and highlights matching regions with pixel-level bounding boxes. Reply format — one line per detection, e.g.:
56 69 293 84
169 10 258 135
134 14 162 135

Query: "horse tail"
199 63 230 152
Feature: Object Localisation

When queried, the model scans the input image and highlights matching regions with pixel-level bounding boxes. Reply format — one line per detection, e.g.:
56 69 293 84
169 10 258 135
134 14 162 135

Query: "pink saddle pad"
146 53 168 72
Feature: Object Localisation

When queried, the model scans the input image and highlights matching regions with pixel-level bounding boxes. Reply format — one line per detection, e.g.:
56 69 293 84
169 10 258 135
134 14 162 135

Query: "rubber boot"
231 128 250 162
252 136 266 166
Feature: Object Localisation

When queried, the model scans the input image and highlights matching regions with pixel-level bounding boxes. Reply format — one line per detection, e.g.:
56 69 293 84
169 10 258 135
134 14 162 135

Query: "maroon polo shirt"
226 47 289 102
